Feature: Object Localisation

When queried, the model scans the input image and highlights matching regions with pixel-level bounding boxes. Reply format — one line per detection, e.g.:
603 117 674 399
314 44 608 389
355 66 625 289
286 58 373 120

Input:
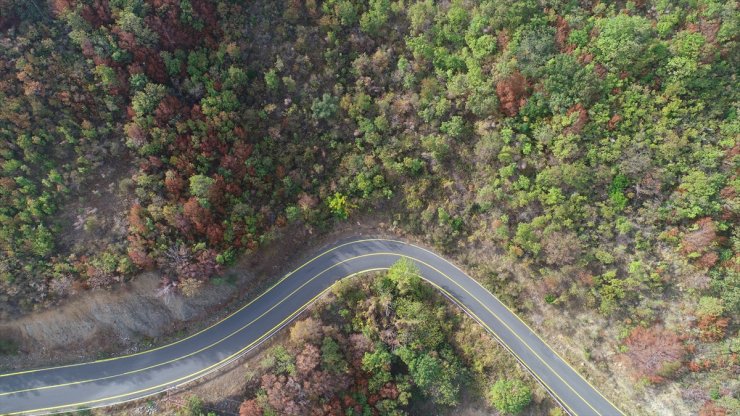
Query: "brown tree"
206 224 224 245
164 170 186 199
696 297 729 342
554 15 572 52
183 197 211 233
50 0 74 16
154 95 183 124
699 401 728 416
128 203 148 235
160 245 219 282
564 103 588 135
290 317 323 345
606 114 622 130
296 343 321 375
261 374 306 416
623 326 686 383
127 240 154 269
682 218 718 254
496 71 529 117
238 400 262 416
348 333 373 367
542 231 582 266
698 314 729 342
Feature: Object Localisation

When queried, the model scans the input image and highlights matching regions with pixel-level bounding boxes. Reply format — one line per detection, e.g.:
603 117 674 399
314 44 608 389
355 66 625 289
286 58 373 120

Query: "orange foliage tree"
496 71 529 117
238 399 262 416
623 326 686 383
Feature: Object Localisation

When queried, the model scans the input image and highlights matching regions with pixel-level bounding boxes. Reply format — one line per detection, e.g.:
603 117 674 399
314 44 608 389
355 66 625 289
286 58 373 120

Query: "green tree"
593 14 655 74
31 225 54 257
116 7 158 47
360 0 390 35
395 299 446 348
386 258 422 297
487 379 532 414
187 48 210 79
321 337 348 373
271 345 296 376
697 296 725 319
131 83 166 117
513 24 556 77
437 0 469 46
225 66 248 90
201 89 239 117
362 346 393 391
466 13 497 60
671 170 724 219
395 347 462 406
189 175 215 202
179 0 205 30
543 54 601 113
161 50 183 77
513 221 541 256
183 395 204 416
264 68 279 91
327 0 358 27
129 73 148 91
440 115 466 139
94 64 117 87
327 192 352 219
311 93 339 120
421 134 451 162
609 174 630 211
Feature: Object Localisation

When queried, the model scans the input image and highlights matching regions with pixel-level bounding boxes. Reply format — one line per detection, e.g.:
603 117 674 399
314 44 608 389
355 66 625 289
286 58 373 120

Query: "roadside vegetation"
0 0 737 414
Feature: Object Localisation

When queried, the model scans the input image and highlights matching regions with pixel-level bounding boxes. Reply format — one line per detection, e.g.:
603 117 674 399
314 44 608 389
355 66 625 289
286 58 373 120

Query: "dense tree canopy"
0 0 737 413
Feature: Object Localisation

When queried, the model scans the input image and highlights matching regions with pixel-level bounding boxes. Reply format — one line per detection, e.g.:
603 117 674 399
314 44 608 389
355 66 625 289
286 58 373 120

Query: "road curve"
0 238 623 415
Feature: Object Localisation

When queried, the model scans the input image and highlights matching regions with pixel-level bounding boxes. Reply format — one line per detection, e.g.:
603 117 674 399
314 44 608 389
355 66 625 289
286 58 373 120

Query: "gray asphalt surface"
0 238 623 415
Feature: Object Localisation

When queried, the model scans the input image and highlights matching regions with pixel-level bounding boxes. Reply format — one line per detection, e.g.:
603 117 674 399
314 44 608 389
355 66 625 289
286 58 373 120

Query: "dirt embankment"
0 271 235 370
0 214 396 372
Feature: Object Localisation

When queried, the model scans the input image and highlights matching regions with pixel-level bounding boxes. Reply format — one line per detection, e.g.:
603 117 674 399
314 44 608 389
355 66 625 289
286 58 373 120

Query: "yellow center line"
7 268 387 416
0 253 384 397
418 277 578 416
3 240 621 416
404 255 597 415
0 238 380 379
387 239 625 415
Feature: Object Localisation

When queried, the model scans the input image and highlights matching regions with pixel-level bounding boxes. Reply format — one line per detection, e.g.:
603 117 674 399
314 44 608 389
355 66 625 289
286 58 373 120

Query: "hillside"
0 0 737 414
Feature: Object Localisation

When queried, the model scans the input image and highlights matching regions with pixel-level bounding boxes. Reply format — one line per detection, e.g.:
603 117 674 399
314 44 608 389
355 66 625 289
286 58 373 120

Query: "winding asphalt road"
0 238 623 415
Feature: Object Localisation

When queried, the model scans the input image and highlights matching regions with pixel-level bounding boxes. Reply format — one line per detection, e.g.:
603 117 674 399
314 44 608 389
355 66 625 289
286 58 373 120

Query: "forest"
0 0 737 414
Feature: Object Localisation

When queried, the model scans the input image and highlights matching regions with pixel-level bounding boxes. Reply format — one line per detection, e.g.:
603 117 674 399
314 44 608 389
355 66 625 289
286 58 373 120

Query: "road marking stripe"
6 268 386 416
0 238 379 378
414 274 578 416
0 252 386 396
12 261 583 416
387 239 624 415
3 240 621 416
384 253 600 416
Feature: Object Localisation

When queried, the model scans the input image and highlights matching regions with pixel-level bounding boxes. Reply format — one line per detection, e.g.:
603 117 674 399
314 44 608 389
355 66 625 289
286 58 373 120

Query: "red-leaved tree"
238 400 262 416
496 71 529 117
623 326 686 383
